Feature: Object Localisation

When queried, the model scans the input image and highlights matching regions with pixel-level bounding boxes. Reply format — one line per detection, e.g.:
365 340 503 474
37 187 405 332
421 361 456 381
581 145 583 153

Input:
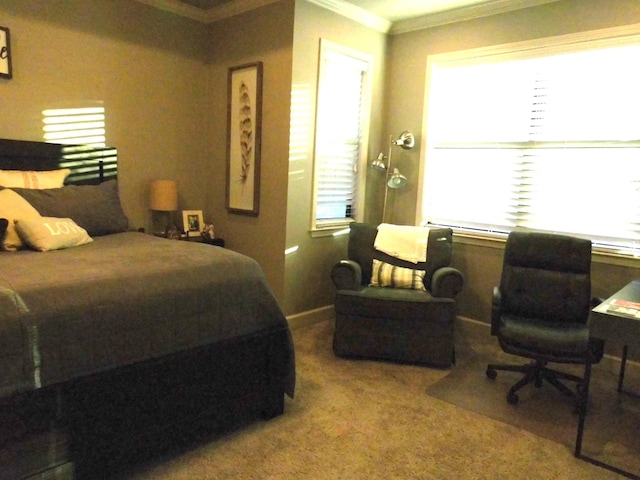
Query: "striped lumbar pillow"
370 259 426 291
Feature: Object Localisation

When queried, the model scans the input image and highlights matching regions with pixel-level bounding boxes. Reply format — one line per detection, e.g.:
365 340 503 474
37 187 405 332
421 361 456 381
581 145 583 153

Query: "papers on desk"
606 298 640 318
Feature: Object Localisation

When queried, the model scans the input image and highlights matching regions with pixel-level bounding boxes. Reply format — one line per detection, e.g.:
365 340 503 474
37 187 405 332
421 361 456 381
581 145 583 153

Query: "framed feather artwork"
226 61 263 216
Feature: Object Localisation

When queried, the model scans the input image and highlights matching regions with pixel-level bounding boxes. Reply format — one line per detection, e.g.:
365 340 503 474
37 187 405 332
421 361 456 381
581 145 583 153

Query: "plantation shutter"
314 48 367 228
423 42 640 252
42 107 106 145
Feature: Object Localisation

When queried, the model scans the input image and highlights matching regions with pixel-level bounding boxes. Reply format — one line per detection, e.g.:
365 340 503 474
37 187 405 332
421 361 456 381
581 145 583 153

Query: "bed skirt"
0 324 291 480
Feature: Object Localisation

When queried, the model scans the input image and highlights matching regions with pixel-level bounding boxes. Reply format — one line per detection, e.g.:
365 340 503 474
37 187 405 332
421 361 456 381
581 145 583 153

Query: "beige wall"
4 0 640 323
386 0 640 323
283 0 388 315
0 0 211 232
0 0 294 306
206 1 295 305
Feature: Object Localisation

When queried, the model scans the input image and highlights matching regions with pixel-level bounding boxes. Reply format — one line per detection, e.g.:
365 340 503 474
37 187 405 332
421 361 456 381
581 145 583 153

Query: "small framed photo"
182 210 204 237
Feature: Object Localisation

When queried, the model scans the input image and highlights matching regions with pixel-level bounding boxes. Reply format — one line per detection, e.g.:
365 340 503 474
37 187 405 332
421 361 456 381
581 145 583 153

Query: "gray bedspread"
0 232 294 400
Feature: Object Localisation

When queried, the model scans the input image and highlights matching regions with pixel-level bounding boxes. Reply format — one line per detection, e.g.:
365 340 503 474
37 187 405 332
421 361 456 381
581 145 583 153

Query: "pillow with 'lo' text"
14 217 93 251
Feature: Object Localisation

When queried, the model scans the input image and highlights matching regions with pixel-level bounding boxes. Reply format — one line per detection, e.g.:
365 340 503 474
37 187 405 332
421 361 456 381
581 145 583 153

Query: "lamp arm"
380 132 413 223
382 135 393 223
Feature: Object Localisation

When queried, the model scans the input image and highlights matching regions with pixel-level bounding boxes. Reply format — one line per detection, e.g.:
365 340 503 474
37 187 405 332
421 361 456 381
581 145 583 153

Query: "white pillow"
14 217 93 252
0 168 71 189
0 189 42 251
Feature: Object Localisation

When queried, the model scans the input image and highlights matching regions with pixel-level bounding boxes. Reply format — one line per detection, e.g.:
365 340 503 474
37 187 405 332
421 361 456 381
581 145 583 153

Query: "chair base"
333 312 455 368
486 360 586 407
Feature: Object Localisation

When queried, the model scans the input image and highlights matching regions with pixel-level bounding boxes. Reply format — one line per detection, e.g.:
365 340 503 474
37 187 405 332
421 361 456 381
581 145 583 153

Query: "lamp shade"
371 152 387 171
150 180 178 211
392 131 415 150
387 168 408 189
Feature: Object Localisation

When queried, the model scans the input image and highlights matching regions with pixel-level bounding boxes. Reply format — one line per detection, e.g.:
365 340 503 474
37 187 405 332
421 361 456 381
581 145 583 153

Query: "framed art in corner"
226 61 263 216
182 210 204 237
0 27 12 79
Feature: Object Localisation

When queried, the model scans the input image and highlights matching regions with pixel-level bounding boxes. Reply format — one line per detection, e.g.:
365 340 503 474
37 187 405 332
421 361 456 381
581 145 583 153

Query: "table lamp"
150 179 178 236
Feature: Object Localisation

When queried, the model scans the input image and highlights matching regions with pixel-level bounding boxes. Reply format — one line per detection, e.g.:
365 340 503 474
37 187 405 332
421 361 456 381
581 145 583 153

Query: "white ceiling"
324 0 498 22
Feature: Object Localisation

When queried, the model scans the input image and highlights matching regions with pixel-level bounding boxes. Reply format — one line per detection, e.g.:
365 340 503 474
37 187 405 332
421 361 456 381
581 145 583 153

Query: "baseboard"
287 311 640 373
23 461 74 480
286 305 334 330
457 315 490 328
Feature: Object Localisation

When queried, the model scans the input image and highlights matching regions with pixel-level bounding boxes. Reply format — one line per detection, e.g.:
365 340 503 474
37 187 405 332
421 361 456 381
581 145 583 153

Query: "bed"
0 138 295 479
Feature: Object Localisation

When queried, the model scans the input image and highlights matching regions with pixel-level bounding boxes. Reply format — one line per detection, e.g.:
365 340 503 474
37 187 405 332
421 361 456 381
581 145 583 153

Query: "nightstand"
192 237 225 247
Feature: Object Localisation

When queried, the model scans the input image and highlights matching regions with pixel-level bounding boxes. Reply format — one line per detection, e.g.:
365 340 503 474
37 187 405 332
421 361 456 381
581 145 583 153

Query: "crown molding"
134 0 281 23
203 0 281 22
390 0 561 35
135 0 208 21
134 0 560 33
304 0 391 33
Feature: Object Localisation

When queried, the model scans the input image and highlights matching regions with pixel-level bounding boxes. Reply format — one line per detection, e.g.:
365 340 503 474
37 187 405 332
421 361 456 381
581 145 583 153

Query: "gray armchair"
330 222 464 367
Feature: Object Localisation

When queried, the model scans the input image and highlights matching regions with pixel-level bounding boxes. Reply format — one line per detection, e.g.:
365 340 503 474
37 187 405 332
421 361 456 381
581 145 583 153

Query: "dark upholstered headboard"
0 138 117 185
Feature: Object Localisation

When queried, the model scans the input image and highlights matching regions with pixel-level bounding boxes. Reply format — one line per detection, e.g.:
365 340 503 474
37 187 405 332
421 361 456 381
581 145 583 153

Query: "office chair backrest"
347 223 453 291
500 230 592 324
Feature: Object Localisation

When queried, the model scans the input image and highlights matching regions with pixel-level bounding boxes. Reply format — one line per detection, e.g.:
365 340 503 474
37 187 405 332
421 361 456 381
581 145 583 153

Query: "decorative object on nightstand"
182 210 204 238
198 222 224 247
165 225 182 240
201 222 215 240
149 179 178 237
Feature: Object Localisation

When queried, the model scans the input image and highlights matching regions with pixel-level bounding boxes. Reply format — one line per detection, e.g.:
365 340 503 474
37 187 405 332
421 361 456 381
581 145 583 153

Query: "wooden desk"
575 280 640 479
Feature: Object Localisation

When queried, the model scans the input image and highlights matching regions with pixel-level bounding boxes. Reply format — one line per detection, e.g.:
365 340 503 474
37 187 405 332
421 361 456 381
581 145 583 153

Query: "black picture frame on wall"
0 26 12 79
226 61 263 216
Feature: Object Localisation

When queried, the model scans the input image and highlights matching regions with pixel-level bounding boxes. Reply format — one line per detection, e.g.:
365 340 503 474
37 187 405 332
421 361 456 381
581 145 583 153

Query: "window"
312 40 372 232
42 106 106 145
421 29 640 254
42 106 116 183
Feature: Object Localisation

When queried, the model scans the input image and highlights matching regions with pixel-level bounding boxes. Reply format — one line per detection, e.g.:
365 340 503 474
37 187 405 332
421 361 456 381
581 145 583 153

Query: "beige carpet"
121 319 634 480
428 319 640 476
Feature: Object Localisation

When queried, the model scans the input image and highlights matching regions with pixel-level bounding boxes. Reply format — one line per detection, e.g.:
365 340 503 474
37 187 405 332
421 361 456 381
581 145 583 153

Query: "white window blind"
42 106 115 183
313 41 370 230
422 39 640 253
42 107 106 145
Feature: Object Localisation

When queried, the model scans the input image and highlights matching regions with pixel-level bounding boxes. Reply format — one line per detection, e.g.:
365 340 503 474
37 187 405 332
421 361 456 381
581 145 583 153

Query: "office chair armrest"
331 260 362 290
431 267 464 298
491 286 502 335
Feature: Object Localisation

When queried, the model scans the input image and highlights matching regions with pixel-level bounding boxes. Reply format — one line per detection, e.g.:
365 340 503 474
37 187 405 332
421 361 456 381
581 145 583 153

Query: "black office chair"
486 230 604 407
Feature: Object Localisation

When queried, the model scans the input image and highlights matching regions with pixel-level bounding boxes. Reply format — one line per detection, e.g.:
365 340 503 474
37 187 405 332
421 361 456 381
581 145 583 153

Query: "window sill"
310 225 351 238
452 231 640 268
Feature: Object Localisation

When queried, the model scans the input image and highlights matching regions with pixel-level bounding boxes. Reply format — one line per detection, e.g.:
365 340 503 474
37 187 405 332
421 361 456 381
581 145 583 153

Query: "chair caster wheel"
486 368 497 380
507 391 519 405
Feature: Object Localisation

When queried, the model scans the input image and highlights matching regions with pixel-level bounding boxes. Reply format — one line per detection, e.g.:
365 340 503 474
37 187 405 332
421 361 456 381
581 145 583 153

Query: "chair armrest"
331 260 362 291
430 267 464 298
491 286 502 335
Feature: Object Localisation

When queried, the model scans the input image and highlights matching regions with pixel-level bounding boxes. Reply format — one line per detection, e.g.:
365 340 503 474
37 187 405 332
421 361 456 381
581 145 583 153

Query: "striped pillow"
370 259 426 291
0 168 70 189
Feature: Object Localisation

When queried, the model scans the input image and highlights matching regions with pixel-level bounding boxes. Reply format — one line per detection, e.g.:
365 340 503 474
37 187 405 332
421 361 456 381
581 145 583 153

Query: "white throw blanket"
374 223 430 264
